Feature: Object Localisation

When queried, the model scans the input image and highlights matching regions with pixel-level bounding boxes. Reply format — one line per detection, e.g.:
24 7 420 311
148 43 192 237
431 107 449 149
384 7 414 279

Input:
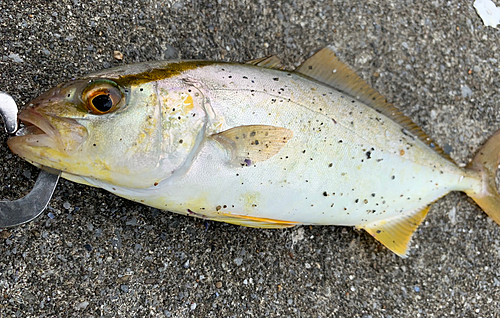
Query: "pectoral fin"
212 125 293 166
360 205 430 257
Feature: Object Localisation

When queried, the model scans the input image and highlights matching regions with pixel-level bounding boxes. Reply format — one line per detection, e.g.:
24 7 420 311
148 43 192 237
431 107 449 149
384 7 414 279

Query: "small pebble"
63 202 71 210
126 217 138 226
76 301 89 310
22 170 31 179
234 258 243 266
8 53 24 63
113 50 123 60
120 284 129 293
215 281 222 288
461 85 473 98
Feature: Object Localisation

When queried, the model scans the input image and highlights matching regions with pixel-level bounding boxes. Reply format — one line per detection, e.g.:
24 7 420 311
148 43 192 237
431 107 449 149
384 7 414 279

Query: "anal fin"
360 206 431 257
217 212 298 229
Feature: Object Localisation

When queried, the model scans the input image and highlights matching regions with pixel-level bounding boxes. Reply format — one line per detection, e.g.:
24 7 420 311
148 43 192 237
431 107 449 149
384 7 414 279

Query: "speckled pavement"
1 0 500 317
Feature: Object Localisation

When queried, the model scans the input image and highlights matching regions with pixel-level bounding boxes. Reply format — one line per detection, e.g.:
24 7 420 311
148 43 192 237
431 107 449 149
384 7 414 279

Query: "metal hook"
0 92 60 228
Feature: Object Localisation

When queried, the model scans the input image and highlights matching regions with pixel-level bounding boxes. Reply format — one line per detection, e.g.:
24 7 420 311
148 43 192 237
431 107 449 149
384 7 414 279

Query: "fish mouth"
12 108 63 150
8 106 88 163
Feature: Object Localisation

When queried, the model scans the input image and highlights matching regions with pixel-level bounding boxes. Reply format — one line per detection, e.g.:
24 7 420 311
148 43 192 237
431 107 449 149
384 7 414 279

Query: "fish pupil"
92 94 113 112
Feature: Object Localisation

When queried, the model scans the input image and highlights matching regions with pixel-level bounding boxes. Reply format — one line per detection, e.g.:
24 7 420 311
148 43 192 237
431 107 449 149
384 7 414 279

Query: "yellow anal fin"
295 46 452 162
217 212 298 229
360 206 431 257
246 56 284 70
211 125 293 166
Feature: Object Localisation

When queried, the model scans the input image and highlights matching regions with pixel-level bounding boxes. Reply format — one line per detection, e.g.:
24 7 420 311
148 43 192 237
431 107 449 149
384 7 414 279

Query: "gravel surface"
1 0 500 317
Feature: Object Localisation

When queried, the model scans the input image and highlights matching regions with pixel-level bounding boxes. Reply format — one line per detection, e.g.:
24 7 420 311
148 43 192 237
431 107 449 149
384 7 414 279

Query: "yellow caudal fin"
360 206 430 257
466 130 500 225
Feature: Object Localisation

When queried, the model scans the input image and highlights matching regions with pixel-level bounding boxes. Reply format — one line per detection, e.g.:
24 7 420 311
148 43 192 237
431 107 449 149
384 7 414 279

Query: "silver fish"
8 47 500 257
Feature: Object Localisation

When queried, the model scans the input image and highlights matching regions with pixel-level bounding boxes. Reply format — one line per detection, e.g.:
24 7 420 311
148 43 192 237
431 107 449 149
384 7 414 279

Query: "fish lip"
17 108 61 139
8 107 65 153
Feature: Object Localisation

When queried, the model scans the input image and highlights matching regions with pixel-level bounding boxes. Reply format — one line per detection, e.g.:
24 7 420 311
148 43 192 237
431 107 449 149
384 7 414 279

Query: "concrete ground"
1 0 500 317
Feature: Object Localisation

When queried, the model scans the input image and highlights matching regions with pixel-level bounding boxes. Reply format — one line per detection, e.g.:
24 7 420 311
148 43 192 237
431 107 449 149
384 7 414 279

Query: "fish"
7 46 500 257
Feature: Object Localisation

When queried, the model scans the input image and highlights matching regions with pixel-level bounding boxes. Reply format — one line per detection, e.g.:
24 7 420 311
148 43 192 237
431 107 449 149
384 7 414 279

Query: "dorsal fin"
295 46 452 162
361 205 431 257
246 56 284 70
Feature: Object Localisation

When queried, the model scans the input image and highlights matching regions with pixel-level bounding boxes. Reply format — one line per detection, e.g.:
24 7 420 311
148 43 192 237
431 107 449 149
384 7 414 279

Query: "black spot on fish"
273 78 279 81
401 128 415 140
323 191 328 196
366 151 371 159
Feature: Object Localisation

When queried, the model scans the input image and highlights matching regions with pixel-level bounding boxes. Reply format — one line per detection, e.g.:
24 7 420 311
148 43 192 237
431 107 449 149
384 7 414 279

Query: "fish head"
8 66 208 189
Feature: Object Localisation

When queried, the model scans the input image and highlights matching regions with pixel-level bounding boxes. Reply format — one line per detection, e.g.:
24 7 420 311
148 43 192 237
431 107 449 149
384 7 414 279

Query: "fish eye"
82 80 123 115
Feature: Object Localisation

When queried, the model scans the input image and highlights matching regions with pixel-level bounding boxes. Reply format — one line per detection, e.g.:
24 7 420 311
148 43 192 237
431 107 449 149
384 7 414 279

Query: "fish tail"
466 130 500 225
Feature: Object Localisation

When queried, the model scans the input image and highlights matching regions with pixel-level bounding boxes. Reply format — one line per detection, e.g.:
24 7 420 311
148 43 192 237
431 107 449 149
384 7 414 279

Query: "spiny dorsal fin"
211 125 293 166
246 56 284 70
295 46 452 162
360 205 430 257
